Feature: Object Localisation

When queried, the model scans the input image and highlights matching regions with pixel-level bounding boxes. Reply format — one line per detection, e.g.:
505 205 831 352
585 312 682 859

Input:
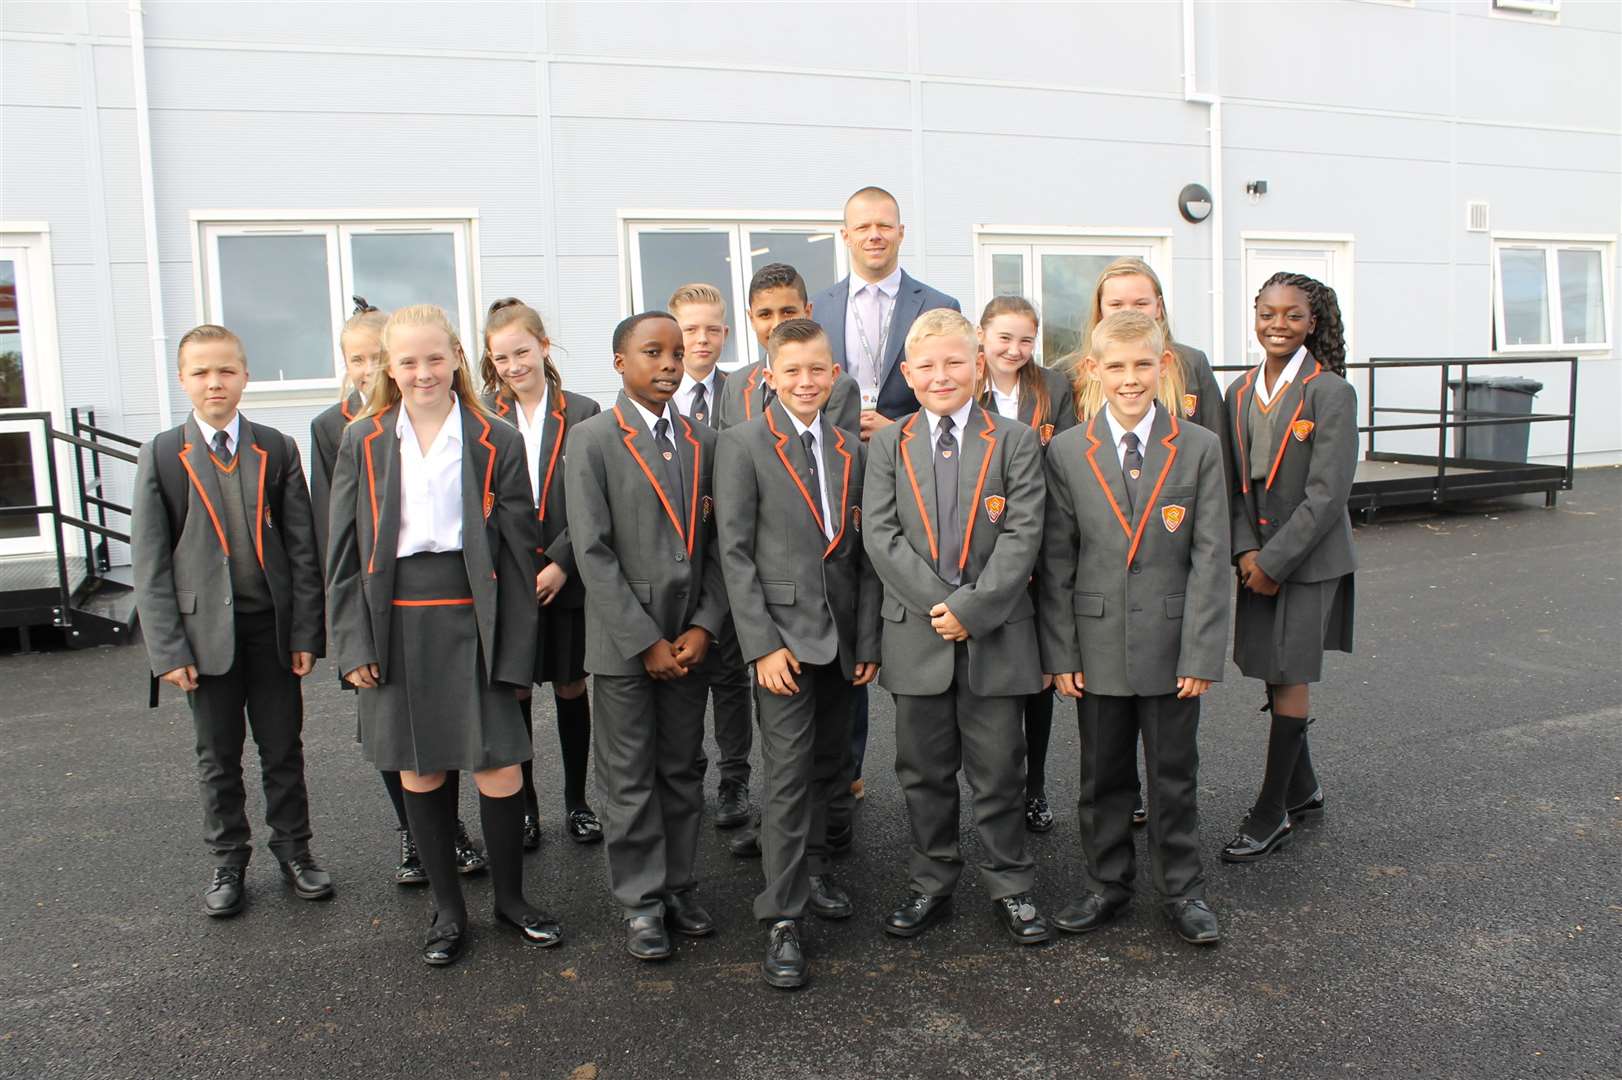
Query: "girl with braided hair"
1220 272 1357 863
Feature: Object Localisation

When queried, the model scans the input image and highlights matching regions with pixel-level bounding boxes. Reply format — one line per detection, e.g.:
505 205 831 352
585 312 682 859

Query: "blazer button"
1129 561 1142 575
224 596 232 605
674 553 685 563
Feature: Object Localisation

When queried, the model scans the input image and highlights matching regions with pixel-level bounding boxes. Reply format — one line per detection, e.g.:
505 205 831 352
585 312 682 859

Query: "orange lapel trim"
1265 359 1322 491
613 405 691 555
474 411 498 520
679 413 701 556
250 443 269 569
537 390 567 524
178 443 229 555
1083 412 1132 546
765 407 826 538
1129 413 1180 568
897 412 937 564
1232 366 1259 495
742 366 763 420
956 410 999 574
362 408 390 575
827 427 852 558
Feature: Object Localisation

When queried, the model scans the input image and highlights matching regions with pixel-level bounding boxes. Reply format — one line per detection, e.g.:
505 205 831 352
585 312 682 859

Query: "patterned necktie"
935 416 961 584
212 429 231 461
801 429 827 538
1122 431 1143 515
653 417 687 526
689 383 709 426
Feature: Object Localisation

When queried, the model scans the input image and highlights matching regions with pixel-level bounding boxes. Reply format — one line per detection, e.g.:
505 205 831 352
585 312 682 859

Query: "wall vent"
1467 201 1490 233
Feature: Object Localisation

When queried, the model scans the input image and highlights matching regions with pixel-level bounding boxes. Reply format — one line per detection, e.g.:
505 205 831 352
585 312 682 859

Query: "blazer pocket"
762 581 796 606
881 595 906 623
1072 592 1104 618
628 580 653 605
1158 486 1196 500
174 590 197 614
1165 593 1185 619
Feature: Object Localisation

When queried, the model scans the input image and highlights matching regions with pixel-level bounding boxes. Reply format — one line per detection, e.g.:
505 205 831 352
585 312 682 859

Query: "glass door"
0 245 55 555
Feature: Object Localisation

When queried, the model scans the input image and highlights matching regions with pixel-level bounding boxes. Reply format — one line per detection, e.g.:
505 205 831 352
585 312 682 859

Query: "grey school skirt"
1233 573 1355 686
357 550 530 773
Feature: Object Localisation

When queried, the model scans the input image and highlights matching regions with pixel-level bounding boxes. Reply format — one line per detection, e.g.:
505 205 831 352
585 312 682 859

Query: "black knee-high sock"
1288 722 1320 805
517 696 540 818
1024 690 1054 797
1249 713 1309 832
380 770 408 831
402 783 466 927
480 789 535 921
555 692 591 810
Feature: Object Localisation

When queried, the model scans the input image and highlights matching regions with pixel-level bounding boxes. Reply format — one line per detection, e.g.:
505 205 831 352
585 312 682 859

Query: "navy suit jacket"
810 270 961 420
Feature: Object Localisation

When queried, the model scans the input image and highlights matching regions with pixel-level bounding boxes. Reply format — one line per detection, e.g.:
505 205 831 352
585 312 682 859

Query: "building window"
1492 237 1613 352
974 230 1171 364
195 217 475 391
623 217 847 369
1491 0 1558 15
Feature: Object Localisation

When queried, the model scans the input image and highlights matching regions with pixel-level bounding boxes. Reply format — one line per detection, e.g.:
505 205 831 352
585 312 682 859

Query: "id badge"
860 385 880 411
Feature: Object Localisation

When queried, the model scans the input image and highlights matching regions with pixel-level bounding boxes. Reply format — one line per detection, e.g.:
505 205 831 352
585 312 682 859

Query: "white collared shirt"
923 398 976 450
989 381 1021 420
844 265 903 390
628 396 679 441
512 394 548 504
1256 345 1308 407
193 411 242 458
1104 402 1159 472
396 395 465 557
674 370 718 425
786 409 833 539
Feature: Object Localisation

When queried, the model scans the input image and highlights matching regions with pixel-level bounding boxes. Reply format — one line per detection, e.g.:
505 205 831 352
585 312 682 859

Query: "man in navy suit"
810 186 961 836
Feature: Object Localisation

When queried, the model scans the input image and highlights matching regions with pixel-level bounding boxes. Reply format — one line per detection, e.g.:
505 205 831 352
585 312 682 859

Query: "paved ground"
3 470 1619 1080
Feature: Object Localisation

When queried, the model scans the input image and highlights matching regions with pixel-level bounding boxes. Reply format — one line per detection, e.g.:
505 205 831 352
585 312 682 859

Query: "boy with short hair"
715 318 880 988
862 308 1051 945
1040 309 1229 946
131 324 330 918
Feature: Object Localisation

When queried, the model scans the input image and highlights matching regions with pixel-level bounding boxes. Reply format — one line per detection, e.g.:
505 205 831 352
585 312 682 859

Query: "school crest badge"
702 495 714 523
1182 393 1198 418
1162 504 1186 533
1292 419 1315 442
483 491 495 519
984 495 1006 524
1039 423 1055 446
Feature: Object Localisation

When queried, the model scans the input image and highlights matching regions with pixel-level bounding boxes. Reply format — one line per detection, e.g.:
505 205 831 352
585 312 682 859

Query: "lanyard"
850 285 892 390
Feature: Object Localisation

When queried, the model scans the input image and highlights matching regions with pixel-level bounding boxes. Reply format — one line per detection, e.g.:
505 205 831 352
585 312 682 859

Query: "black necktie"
653 417 687 526
800 429 826 537
1122 431 1143 515
935 416 961 584
689 383 709 426
212 429 231 461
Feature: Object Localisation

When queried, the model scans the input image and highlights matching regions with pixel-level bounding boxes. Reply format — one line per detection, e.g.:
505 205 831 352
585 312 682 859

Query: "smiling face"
1255 284 1315 362
1089 336 1165 430
902 331 982 417
1098 272 1164 324
615 316 684 413
765 336 836 428
673 301 728 380
341 326 383 397
179 339 249 427
386 323 460 414
841 191 903 283
486 323 549 400
979 312 1038 387
749 286 811 349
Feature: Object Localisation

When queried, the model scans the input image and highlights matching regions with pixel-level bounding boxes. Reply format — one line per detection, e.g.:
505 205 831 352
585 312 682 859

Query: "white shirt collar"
628 395 677 436
924 397 976 443
192 411 241 453
678 369 715 398
784 408 823 444
1104 401 1158 453
396 393 464 449
1256 346 1308 407
853 265 903 299
989 379 1020 417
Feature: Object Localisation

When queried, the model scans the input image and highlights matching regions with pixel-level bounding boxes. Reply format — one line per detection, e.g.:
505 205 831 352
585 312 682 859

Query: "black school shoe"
763 920 808 989
1052 890 1129 934
993 893 1052 945
625 915 671 961
566 807 603 844
808 874 853 920
455 819 487 875
1024 795 1054 833
1288 787 1326 819
422 914 466 967
1220 814 1293 863
394 829 428 886
882 892 951 938
1165 898 1221 945
715 779 751 829
522 814 542 852
664 890 715 937
202 866 245 918
278 857 334 900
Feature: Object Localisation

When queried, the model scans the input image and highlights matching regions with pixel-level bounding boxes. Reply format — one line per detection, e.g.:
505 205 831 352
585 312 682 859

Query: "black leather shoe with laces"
715 779 751 829
808 874 853 920
203 866 245 918
522 814 542 852
625 915 671 961
1024 795 1054 833
278 857 334 900
664 890 715 937
1053 890 1128 934
454 819 487 875
1165 898 1221 945
762 920 807 989
993 892 1052 944
566 807 603 844
882 891 951 938
395 829 427 886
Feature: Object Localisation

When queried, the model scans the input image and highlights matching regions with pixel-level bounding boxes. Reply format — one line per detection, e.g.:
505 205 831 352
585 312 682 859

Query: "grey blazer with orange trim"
862 403 1045 698
324 402 540 688
132 415 324 679
565 391 727 677
486 387 602 609
714 400 880 679
714 359 861 433
978 364 1079 450
1039 405 1229 696
309 391 364 567
1224 354 1358 584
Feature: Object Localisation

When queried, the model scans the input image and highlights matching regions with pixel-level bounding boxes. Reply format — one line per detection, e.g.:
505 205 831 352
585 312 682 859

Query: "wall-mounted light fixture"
1178 183 1213 224
1245 180 1269 203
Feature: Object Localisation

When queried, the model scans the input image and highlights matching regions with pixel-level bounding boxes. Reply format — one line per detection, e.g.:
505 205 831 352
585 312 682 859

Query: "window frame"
1490 232 1615 355
618 211 847 371
189 210 481 403
972 226 1173 365
1491 0 1559 17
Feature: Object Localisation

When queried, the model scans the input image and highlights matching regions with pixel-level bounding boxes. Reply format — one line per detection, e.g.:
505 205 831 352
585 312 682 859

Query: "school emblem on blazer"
1162 504 1186 533
1039 423 1055 446
702 494 714 523
483 491 495 519
1292 419 1315 442
1182 393 1198 417
984 494 1006 524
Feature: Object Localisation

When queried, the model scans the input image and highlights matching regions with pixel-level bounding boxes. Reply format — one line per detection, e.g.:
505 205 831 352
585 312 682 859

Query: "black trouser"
188 610 311 867
696 616 753 786
1075 692 1204 903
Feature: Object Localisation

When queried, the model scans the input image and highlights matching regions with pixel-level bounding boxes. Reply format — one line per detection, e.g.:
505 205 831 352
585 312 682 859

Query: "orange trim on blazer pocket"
392 597 475 607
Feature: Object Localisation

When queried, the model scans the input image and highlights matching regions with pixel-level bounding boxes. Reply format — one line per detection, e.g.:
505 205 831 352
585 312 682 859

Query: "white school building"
1 0 1617 571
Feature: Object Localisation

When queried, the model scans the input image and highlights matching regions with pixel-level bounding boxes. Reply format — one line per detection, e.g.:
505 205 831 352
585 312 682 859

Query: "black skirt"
534 603 587 686
358 551 530 773
1233 573 1355 686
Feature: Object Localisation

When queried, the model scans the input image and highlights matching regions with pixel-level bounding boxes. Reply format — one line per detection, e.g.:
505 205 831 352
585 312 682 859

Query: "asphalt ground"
3 469 1619 1080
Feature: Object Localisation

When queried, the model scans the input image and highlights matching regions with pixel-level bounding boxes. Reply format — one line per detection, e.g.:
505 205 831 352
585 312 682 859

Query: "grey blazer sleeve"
1224 392 1263 560
714 430 781 663
130 442 194 676
278 436 326 657
946 424 1045 639
309 415 339 566
541 395 600 580
324 425 377 677
564 425 667 659
1254 378 1358 584
1037 451 1083 675
861 430 952 617
828 375 861 430
1179 438 1232 682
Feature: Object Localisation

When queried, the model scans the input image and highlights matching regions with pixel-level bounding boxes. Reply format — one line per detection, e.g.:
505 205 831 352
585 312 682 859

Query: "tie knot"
801 429 816 451
939 415 955 437
692 384 706 402
654 417 669 438
212 430 230 457
1122 431 1140 452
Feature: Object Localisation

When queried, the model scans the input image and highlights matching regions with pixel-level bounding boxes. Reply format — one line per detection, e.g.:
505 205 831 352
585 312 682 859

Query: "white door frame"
0 225 67 559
